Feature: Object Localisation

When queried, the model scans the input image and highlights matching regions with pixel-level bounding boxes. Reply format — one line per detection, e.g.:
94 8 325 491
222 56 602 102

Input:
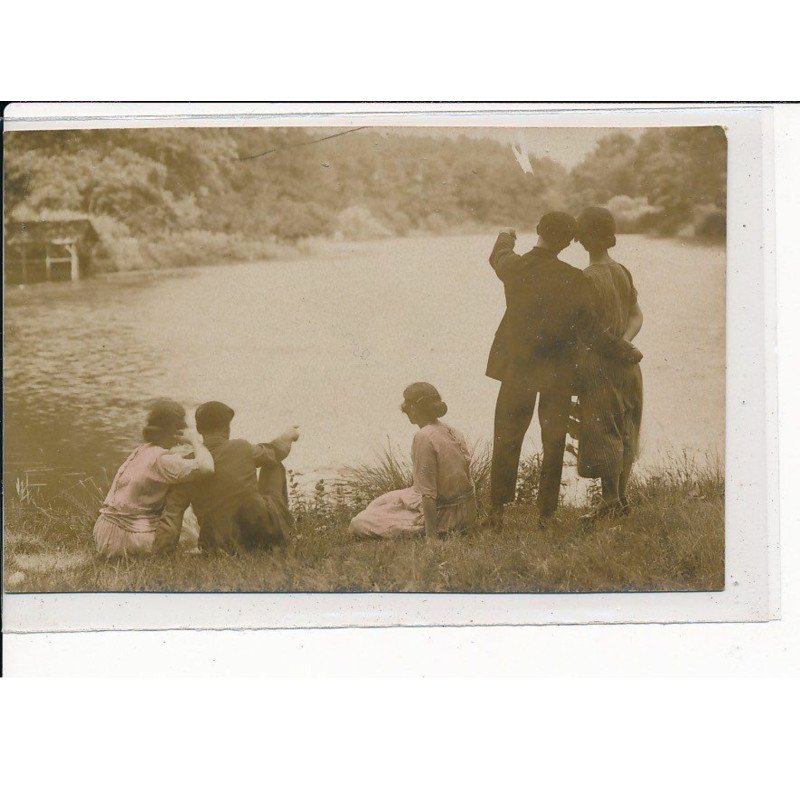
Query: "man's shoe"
481 506 505 531
580 501 625 526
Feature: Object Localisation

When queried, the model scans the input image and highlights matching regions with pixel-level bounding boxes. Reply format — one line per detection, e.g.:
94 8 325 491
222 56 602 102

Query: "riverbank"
4 232 725 487
4 226 724 290
4 452 724 593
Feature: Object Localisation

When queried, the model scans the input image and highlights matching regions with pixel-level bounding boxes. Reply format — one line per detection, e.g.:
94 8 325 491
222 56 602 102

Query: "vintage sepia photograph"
3 116 728 596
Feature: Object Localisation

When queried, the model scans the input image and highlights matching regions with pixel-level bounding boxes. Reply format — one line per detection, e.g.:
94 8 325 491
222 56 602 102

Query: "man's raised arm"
252 426 300 468
489 228 524 282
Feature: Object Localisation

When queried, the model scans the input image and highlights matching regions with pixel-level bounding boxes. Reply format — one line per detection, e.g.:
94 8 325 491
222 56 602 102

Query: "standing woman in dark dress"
575 207 644 520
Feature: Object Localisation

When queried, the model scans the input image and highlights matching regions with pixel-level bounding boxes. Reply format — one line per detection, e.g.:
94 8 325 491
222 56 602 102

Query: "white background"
1 4 798 798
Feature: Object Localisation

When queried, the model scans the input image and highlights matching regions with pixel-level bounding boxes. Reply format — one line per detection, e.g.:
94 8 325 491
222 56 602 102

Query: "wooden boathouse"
4 218 100 284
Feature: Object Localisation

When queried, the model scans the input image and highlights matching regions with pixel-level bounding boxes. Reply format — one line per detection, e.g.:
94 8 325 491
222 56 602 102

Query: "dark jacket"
187 434 289 521
486 233 595 388
152 434 290 554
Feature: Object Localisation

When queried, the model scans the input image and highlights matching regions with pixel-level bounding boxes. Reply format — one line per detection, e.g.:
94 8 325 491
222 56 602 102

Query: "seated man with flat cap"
153 401 299 554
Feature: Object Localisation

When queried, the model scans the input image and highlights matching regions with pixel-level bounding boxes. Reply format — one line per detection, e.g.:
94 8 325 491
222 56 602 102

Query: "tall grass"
338 442 496 507
3 448 724 594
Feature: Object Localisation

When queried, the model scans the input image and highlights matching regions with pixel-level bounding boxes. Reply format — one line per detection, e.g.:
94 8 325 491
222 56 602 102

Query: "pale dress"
349 421 477 539
93 443 207 558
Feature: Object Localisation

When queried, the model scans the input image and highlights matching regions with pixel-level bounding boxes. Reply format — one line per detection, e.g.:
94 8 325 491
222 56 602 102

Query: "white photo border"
2 103 778 631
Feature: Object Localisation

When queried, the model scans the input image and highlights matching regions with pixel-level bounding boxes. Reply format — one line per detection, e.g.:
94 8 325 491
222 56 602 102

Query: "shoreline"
3 230 725 291
4 450 724 594
5 441 723 510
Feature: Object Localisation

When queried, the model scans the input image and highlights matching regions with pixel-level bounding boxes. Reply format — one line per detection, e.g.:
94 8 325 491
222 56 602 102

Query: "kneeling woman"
349 383 477 539
93 400 214 557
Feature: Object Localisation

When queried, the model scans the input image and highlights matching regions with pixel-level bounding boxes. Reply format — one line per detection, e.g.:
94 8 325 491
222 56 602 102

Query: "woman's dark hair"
401 382 448 419
576 206 617 250
142 399 186 444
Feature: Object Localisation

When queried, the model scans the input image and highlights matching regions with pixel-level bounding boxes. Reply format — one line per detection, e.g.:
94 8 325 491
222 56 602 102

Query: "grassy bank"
3 452 724 594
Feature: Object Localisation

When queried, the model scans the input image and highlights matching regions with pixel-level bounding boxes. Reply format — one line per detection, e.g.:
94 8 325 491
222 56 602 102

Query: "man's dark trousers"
485 233 593 517
490 365 573 517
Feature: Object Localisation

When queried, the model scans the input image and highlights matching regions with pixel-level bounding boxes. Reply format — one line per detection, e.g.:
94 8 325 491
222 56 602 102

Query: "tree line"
4 125 726 271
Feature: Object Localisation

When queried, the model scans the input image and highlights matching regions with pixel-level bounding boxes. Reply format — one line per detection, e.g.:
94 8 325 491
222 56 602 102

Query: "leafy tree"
3 124 727 273
569 132 640 207
568 127 727 237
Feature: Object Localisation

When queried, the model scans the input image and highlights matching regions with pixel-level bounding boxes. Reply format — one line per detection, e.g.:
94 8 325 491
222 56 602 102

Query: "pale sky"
391 126 644 168
438 128 643 169
465 127 639 168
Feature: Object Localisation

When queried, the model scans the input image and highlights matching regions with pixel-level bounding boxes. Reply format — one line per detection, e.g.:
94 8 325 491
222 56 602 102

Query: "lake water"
3 233 725 498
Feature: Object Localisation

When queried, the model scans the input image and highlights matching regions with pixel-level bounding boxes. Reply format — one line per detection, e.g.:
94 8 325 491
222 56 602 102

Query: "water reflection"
4 234 726 499
4 275 182 493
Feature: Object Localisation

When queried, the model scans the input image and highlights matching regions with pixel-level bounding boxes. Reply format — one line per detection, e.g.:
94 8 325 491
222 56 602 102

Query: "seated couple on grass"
95 382 477 558
93 400 299 558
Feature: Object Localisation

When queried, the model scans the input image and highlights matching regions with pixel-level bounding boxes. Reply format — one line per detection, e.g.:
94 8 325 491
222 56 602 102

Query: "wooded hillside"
4 126 726 271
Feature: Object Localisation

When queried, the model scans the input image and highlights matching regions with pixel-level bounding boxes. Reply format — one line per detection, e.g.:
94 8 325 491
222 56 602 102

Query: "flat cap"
195 401 235 432
537 211 577 244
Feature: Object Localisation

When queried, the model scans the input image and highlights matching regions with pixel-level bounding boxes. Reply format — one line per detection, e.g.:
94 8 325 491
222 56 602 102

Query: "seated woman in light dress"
349 383 477 539
93 399 214 557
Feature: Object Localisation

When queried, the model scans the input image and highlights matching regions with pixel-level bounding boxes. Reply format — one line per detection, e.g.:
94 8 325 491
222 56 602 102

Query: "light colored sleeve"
412 432 438 500
155 447 213 484
454 429 473 468
621 264 639 309
153 484 192 554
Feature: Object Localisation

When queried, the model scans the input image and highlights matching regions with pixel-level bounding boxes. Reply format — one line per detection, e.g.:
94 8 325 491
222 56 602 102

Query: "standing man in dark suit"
486 212 596 529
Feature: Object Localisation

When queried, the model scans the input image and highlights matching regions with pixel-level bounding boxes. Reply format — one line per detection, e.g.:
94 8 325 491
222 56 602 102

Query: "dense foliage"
569 128 728 237
4 125 727 271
